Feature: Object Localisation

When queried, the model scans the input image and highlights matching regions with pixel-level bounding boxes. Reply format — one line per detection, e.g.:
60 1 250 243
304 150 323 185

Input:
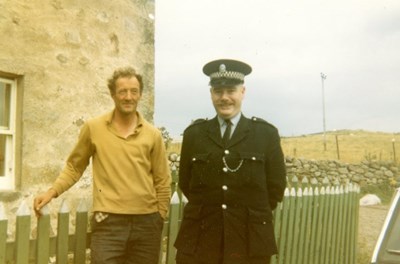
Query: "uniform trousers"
90 212 163 264
176 243 272 264
176 255 271 264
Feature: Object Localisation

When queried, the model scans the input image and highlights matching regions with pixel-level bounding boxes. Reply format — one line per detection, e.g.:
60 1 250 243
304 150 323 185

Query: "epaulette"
251 116 277 129
185 118 208 130
192 118 207 125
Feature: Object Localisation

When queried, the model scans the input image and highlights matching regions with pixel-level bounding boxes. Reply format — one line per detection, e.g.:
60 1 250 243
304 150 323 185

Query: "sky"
154 0 400 138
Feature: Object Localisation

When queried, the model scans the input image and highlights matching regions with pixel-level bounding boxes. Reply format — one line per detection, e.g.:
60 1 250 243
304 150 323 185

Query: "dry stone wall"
285 157 400 187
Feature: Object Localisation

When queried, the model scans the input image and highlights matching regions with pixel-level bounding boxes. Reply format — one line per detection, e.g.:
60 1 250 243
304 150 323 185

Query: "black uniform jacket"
174 114 287 264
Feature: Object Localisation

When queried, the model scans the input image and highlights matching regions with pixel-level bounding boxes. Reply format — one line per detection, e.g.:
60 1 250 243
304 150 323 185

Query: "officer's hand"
33 189 57 217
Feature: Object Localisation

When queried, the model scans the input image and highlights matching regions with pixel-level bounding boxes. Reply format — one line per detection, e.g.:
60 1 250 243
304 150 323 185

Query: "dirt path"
358 205 389 263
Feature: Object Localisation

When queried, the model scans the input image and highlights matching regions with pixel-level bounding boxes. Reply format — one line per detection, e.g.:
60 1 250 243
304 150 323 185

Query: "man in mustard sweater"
33 67 171 264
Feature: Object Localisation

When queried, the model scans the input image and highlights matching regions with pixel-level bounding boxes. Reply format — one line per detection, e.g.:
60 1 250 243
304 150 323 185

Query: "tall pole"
335 133 340 160
321 72 327 151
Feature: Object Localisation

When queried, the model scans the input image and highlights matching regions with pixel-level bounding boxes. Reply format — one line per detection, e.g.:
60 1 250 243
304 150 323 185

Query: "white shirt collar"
217 113 241 128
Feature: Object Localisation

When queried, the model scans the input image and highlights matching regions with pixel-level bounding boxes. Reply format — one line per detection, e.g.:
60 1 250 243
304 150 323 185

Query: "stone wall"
285 157 400 187
0 0 155 192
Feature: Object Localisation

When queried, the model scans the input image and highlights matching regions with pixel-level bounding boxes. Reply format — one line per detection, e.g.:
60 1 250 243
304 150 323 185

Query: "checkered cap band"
209 71 245 82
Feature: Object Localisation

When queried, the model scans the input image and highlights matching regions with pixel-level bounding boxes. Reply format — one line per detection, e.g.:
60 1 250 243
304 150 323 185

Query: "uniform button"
192 158 196 161
252 157 256 160
222 185 228 191
224 150 230 155
223 167 228 172
221 204 227 210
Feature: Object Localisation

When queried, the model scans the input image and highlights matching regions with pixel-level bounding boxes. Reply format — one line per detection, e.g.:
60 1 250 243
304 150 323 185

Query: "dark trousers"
176 253 272 264
176 259 271 264
90 212 163 264
176 253 271 264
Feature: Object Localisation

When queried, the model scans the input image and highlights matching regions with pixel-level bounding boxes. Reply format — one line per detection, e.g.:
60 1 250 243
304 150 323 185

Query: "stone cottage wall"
0 0 155 194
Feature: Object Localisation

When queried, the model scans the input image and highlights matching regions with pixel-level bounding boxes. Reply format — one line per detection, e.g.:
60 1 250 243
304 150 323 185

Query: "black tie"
222 119 232 146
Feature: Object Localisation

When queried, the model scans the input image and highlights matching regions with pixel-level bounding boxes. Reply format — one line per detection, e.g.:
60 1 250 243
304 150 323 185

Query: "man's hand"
33 189 57 217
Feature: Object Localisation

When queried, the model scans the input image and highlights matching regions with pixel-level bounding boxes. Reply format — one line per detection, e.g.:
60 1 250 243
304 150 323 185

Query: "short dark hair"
107 67 143 95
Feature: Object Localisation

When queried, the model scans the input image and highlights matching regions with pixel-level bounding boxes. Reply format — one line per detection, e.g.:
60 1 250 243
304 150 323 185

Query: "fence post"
169 154 180 195
15 200 31 264
324 186 335 264
354 185 360 264
314 186 325 264
277 188 290 264
166 191 180 264
303 187 314 264
309 186 319 264
36 204 50 264
179 194 188 223
0 202 7 264
74 199 88 263
297 187 309 264
348 184 355 264
300 176 309 189
319 185 331 264
330 186 340 264
335 185 344 264
271 200 283 264
290 187 302 264
349 184 360 264
310 177 319 187
283 188 296 264
343 184 351 263
291 175 299 189
56 199 70 264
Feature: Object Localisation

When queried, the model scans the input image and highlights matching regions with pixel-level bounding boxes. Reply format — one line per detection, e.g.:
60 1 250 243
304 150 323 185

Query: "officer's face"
210 85 245 119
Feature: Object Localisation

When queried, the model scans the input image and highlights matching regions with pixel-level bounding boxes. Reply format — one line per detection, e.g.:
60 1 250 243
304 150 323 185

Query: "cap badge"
219 64 226 73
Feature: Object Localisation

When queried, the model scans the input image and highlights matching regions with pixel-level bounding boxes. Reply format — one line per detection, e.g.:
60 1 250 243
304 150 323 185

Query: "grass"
281 129 399 164
360 183 396 205
169 129 399 164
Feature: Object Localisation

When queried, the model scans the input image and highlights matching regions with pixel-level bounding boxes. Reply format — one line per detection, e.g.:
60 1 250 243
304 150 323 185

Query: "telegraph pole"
321 72 327 151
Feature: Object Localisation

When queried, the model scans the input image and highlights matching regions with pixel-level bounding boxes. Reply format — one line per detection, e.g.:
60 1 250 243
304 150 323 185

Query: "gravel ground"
358 205 390 263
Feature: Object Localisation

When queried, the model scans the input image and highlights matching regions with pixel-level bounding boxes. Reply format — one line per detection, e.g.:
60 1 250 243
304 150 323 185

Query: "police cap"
203 59 252 87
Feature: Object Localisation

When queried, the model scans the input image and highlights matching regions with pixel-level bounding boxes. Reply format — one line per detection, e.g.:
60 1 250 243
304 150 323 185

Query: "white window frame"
0 77 17 190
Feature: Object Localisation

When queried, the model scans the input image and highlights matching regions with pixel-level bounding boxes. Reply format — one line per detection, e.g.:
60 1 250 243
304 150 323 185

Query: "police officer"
174 59 287 264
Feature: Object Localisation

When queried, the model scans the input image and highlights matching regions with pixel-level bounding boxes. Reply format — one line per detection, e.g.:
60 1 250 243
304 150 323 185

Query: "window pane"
0 134 5 176
0 82 11 128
